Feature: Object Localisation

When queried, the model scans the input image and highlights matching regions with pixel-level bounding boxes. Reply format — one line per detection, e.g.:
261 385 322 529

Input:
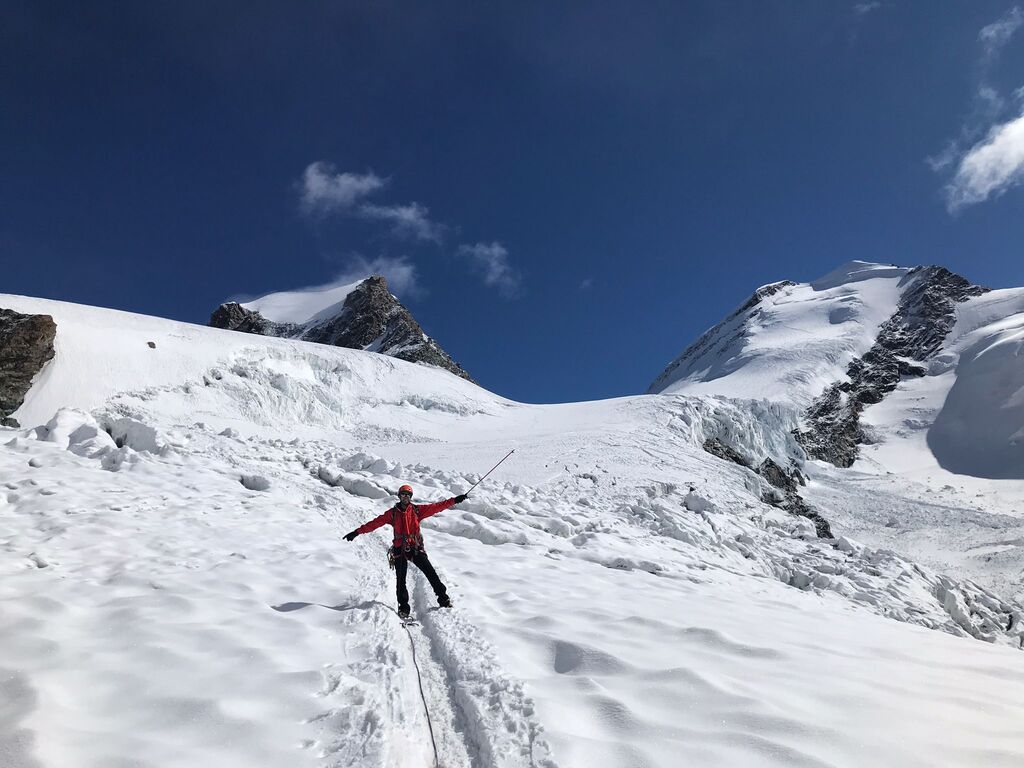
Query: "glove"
344 530 359 542
454 494 468 504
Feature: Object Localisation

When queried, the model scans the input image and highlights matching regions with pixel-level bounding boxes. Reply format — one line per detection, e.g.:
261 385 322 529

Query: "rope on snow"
393 607 440 768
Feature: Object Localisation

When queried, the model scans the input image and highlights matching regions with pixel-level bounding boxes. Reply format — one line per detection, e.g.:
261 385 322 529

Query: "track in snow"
315 485 557 768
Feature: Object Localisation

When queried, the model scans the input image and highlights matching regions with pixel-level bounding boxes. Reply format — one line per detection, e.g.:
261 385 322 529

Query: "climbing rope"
393 607 440 768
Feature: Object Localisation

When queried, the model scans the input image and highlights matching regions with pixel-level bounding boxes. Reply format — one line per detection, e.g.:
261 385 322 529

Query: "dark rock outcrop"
0 309 57 421
701 436 831 538
796 266 989 467
702 437 751 467
758 457 802 493
210 276 472 381
209 302 298 337
778 493 833 539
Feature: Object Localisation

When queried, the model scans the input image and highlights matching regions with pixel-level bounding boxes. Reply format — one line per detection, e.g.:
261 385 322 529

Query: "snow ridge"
647 280 795 395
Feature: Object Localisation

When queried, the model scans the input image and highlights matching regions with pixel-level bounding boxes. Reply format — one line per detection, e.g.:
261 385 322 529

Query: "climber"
344 484 467 619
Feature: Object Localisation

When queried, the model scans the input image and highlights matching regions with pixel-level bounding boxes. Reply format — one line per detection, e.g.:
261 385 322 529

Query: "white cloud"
979 6 1023 61
457 242 521 298
854 2 881 16
360 202 444 243
298 161 444 242
946 111 1024 211
300 162 385 215
579 277 594 291
931 7 1024 211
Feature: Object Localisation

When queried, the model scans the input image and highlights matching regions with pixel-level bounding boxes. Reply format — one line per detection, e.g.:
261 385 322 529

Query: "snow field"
1 410 563 768
8 402 1024 767
3 293 1024 766
0 434 349 767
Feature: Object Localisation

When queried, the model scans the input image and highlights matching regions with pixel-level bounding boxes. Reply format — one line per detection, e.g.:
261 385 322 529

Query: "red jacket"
355 498 458 550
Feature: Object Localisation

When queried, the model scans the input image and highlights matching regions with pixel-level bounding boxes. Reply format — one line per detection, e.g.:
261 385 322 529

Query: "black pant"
394 549 448 613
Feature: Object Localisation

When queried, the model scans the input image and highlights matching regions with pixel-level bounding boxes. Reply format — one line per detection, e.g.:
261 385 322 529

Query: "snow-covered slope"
2 294 1024 767
1 292 313 428
649 261 911 405
241 278 365 325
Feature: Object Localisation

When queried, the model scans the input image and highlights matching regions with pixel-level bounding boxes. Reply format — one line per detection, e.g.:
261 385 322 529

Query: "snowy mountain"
649 259 1024 599
210 275 473 381
1 289 1024 767
649 260 1024 471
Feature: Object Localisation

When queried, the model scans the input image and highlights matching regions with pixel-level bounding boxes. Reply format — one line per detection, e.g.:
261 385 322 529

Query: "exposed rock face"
702 437 751 467
209 302 297 337
210 276 472 381
701 437 832 538
0 309 57 422
648 280 796 394
796 266 989 467
758 457 801 493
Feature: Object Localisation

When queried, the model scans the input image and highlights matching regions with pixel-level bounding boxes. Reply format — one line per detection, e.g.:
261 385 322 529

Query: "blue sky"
4 2 1024 403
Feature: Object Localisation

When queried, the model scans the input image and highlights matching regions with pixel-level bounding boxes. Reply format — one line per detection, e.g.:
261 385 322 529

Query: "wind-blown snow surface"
241 280 365 325
2 295 1024 767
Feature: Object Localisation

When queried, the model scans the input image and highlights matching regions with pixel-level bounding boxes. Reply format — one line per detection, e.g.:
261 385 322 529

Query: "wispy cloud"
979 6 1024 62
579 277 594 291
853 2 881 16
359 202 444 243
300 162 385 216
298 162 518 293
931 6 1024 211
457 242 521 298
298 161 443 241
945 112 1024 210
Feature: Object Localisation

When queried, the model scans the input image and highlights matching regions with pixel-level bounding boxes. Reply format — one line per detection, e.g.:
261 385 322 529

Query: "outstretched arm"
416 495 467 521
344 511 390 541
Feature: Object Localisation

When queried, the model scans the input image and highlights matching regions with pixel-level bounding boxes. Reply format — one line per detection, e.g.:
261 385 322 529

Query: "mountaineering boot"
437 596 452 609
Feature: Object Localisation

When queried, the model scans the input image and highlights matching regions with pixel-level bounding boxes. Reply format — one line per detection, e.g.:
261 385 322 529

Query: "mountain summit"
209 275 472 381
649 261 1024 476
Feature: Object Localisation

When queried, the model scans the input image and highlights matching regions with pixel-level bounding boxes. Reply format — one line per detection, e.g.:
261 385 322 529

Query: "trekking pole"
465 449 515 495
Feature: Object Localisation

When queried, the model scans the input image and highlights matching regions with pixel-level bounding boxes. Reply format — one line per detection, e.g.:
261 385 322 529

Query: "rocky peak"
0 308 57 427
209 276 472 381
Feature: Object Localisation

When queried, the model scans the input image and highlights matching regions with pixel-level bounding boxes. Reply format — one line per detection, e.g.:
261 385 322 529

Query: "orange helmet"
398 484 413 496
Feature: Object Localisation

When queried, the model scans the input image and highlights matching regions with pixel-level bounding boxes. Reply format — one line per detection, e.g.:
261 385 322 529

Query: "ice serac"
210 275 472 381
0 307 57 426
